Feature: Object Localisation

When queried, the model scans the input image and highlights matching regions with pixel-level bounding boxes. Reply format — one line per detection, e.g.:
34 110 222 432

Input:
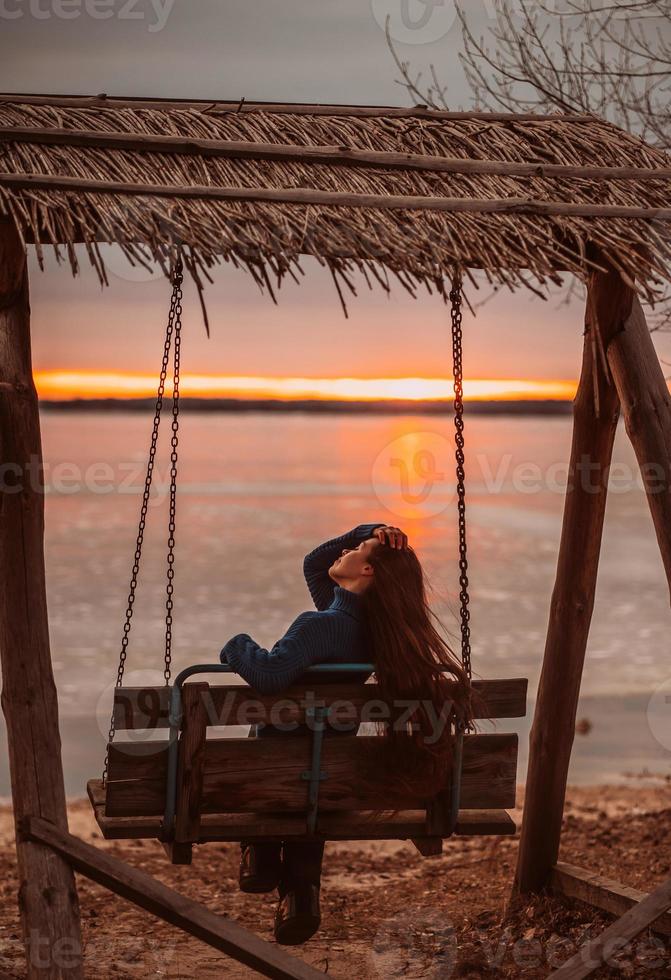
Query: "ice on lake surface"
1 410 669 795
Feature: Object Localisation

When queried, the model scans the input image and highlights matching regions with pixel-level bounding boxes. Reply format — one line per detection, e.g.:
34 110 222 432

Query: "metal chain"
449 273 472 688
102 258 183 784
164 266 182 684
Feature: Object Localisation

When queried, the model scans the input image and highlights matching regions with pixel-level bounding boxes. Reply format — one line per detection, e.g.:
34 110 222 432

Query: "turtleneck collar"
329 585 364 620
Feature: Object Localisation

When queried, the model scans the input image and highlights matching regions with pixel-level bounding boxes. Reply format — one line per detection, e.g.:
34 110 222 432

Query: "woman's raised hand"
373 525 408 550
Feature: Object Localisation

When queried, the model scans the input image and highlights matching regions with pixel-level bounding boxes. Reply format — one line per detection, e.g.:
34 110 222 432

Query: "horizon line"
34 371 579 402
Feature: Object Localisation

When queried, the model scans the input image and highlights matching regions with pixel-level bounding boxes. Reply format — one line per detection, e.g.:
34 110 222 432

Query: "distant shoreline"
39 397 573 416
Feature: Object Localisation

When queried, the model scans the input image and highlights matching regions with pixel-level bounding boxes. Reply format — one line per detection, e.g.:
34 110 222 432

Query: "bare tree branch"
387 0 671 330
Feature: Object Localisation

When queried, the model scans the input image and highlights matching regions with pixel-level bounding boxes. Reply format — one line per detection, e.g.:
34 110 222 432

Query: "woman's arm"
303 523 386 610
221 614 325 695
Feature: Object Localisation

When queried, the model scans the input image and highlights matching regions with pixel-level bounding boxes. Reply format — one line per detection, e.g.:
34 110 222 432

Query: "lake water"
1 410 670 796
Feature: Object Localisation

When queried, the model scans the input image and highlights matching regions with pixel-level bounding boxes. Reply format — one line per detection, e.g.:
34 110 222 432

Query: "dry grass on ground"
0 784 670 979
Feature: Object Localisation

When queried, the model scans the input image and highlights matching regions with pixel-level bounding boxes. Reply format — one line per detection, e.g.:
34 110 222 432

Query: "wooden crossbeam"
21 816 326 980
3 126 669 182
550 862 671 938
549 871 671 979
1 172 670 221
0 92 597 121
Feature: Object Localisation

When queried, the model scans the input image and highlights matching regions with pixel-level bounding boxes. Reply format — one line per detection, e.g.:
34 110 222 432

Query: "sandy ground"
0 783 670 979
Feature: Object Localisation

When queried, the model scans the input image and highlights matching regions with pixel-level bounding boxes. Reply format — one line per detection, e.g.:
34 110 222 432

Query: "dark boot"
238 843 282 894
274 885 321 945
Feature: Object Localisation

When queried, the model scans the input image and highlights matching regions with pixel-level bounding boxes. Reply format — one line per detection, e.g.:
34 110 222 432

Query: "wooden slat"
0 93 596 121
174 682 208 845
550 862 671 938
104 733 517 817
114 685 170 729
3 126 668 182
87 782 516 841
455 810 516 836
2 172 670 221
549 872 671 979
112 677 528 730
22 816 326 980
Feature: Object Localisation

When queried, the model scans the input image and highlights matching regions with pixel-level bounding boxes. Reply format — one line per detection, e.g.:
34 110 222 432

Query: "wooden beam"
456 810 516 836
0 218 83 977
2 172 670 221
21 817 327 980
112 676 528 730
3 126 669 182
0 92 597 121
513 273 621 897
105 732 518 816
600 281 671 599
548 871 671 979
550 862 671 938
87 781 516 841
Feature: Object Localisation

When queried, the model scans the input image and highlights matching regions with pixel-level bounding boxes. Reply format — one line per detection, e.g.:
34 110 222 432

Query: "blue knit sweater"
220 524 384 705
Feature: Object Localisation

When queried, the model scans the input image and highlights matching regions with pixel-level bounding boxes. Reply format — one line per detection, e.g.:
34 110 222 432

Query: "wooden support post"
512 267 622 897
0 218 83 975
602 289 671 598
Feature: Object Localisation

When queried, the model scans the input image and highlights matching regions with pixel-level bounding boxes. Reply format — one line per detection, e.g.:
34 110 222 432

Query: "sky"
2 1 668 400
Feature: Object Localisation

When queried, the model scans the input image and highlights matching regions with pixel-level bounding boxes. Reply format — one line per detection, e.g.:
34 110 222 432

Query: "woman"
220 522 474 945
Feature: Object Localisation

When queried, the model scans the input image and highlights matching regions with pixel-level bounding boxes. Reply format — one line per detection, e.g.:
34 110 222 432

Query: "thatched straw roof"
1 93 670 307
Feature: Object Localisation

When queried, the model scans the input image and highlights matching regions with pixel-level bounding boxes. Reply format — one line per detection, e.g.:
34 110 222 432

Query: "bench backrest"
105 677 526 821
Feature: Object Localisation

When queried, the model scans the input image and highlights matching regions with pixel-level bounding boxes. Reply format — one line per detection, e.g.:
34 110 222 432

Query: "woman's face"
329 537 379 582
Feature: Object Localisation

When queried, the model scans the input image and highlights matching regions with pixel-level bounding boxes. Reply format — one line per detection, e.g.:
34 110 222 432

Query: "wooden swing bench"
88 664 527 865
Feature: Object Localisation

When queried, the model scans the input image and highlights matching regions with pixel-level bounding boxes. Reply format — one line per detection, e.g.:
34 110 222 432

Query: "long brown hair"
358 543 483 801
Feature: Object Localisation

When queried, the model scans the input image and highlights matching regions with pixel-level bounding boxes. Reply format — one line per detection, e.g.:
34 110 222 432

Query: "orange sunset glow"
34 372 578 402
